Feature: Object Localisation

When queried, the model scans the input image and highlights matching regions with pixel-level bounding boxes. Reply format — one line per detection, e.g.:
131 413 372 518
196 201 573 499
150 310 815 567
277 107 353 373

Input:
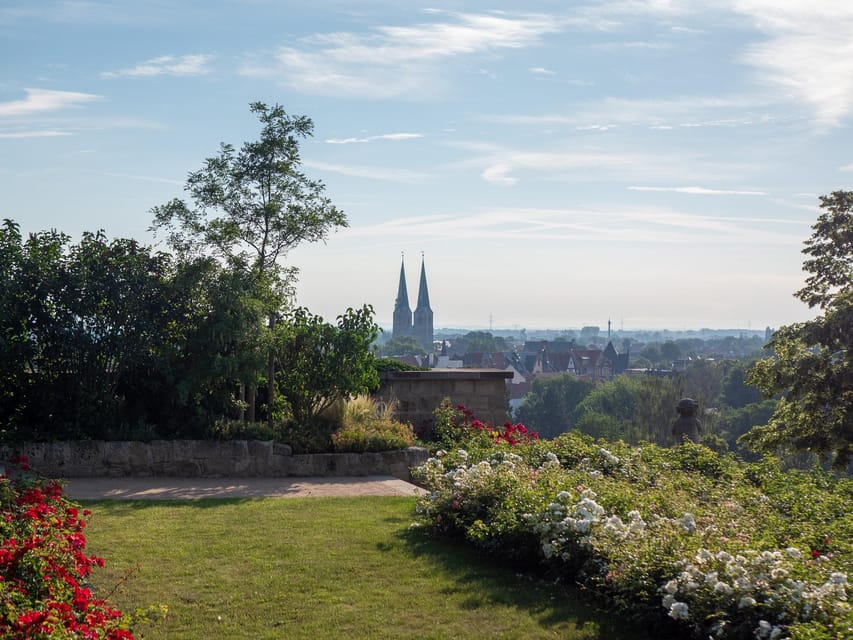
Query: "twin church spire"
392 254 434 351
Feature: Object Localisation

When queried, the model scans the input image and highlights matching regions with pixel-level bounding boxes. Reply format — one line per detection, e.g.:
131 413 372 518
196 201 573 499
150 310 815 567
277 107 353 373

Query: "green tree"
573 375 683 445
377 335 428 357
463 331 508 353
660 340 682 363
151 102 347 429
516 374 595 439
275 305 380 428
721 361 762 409
0 224 175 439
743 191 853 467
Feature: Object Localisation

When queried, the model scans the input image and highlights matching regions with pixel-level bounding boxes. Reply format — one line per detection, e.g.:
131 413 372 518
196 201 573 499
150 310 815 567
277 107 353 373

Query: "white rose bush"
412 405 853 639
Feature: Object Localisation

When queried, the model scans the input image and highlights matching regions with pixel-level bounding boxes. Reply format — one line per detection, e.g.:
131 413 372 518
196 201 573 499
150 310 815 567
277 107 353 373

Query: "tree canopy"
742 191 853 467
150 102 347 427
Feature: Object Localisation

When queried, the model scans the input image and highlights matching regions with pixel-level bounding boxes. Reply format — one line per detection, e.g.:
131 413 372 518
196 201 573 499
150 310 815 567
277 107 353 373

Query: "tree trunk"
267 313 277 431
248 386 256 423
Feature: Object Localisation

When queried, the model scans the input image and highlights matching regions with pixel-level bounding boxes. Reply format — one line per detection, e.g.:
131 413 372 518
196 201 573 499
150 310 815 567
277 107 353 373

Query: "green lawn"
83 497 650 639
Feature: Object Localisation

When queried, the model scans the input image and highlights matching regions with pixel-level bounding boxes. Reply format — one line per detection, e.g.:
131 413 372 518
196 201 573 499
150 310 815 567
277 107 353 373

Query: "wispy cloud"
483 95 775 130
732 1 853 126
325 133 424 144
345 205 806 246
530 66 555 75
0 130 71 138
628 185 768 196
304 160 428 182
0 88 102 117
240 11 564 98
101 54 213 79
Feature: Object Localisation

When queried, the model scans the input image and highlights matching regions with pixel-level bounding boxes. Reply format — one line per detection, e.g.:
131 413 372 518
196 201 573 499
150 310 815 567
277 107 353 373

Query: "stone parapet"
0 441 429 482
377 368 513 434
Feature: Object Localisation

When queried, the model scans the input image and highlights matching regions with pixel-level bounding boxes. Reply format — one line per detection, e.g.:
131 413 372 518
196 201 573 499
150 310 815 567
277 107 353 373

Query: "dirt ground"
63 475 427 501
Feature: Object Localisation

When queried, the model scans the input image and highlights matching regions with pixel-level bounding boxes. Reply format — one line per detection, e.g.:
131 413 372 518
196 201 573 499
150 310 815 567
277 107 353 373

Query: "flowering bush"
431 401 538 452
413 433 853 639
0 457 134 639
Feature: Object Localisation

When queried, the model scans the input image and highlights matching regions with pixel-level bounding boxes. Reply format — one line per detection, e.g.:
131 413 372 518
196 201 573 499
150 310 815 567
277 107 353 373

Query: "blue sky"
2 1 850 331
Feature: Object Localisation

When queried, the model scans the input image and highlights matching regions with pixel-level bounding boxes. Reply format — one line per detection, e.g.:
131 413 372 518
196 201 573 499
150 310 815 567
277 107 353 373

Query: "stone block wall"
0 441 429 482
376 368 513 434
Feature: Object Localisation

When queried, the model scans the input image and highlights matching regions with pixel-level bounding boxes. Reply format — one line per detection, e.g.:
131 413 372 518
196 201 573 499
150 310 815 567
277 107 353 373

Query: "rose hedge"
413 410 853 640
0 457 134 639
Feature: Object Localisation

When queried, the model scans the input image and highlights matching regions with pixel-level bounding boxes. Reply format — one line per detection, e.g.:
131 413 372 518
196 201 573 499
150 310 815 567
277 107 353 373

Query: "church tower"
392 256 413 340
413 255 434 351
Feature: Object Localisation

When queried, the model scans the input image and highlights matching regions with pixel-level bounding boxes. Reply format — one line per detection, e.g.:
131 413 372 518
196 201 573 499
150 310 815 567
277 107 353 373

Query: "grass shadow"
396 526 660 640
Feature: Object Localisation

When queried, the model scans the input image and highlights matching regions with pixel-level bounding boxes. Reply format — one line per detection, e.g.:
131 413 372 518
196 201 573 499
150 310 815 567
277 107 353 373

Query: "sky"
2 0 851 331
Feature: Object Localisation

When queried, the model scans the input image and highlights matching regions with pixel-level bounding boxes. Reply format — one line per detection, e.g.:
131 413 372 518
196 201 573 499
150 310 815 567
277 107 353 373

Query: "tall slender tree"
151 103 347 428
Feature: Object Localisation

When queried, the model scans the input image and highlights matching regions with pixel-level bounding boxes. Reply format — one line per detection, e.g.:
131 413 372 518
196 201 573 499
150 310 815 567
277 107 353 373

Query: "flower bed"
412 406 853 640
0 457 134 639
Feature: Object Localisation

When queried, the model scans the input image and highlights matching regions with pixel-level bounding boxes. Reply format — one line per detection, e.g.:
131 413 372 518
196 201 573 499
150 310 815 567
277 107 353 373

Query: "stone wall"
0 441 429 482
376 368 513 434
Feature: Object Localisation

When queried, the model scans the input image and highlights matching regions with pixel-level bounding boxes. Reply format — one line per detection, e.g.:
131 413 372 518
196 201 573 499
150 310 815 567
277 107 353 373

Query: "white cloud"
101 54 213 79
0 130 71 138
0 88 102 117
344 205 806 246
722 1 853 126
628 185 768 195
240 11 563 98
325 133 424 144
484 95 775 129
530 66 555 75
303 160 428 182
473 148 677 185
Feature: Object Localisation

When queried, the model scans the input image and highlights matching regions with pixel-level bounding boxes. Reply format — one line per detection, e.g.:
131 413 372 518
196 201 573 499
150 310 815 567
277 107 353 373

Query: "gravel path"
63 476 427 501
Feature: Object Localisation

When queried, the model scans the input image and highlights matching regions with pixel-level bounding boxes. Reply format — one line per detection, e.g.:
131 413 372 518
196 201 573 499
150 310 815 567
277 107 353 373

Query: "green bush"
413 435 853 639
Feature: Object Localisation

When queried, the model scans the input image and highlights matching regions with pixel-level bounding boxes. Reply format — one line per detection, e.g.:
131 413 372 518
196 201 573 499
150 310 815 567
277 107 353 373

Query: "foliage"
573 375 682 445
376 335 428 357
462 330 509 354
0 222 173 440
0 458 135 638
717 400 778 455
515 374 595 439
743 191 853 467
275 305 380 427
329 395 417 452
373 356 427 372
432 401 538 453
413 435 853 640
0 221 271 441
150 102 348 428
722 361 764 409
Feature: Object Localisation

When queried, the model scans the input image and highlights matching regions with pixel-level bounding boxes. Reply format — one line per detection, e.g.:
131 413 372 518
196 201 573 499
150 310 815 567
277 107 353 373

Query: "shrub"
431 400 538 453
0 457 134 638
413 436 853 639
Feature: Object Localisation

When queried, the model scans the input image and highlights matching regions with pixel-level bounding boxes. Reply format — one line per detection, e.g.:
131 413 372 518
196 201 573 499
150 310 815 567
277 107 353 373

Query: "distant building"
392 255 434 351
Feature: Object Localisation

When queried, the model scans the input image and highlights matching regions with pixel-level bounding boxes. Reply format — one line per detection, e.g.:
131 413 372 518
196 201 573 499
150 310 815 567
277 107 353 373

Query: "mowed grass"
83 497 649 639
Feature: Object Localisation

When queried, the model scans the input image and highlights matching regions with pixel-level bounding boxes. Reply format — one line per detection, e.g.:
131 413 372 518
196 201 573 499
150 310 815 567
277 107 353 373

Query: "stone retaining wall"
0 441 429 482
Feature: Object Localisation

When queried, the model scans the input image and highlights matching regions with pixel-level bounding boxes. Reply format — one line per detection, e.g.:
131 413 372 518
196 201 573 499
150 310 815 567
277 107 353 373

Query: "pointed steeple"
392 254 413 340
415 254 431 312
413 253 434 352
